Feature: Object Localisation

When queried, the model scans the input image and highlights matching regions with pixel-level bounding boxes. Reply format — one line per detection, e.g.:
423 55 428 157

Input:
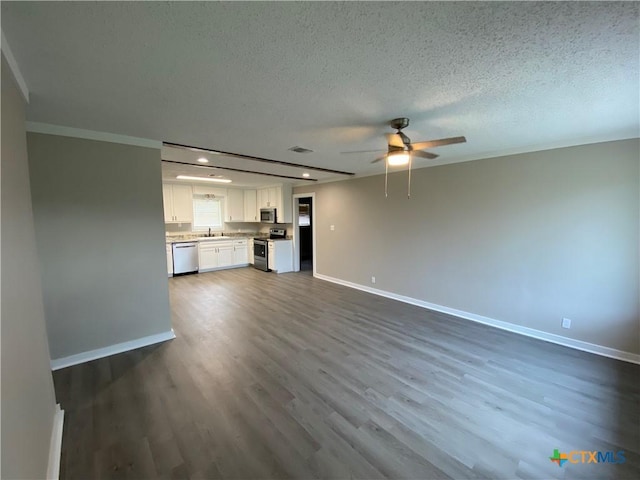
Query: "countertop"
167 236 248 244
165 233 291 244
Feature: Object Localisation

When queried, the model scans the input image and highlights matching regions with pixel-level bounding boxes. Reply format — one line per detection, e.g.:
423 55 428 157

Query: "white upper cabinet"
257 187 280 209
244 189 258 222
162 184 173 222
257 185 292 223
257 187 271 209
163 184 193 223
162 182 291 224
226 189 244 222
281 184 292 223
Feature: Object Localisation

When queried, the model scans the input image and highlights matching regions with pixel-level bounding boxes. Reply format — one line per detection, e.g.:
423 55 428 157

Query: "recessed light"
302 172 310 178
197 157 209 163
176 175 231 183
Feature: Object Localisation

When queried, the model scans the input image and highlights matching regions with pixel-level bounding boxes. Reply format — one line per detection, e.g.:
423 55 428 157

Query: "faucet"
208 227 212 237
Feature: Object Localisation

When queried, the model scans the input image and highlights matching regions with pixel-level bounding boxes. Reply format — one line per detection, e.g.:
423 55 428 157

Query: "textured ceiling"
2 2 638 181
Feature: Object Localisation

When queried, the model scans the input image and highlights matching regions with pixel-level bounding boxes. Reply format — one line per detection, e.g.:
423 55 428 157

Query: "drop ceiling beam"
161 159 318 182
163 141 355 176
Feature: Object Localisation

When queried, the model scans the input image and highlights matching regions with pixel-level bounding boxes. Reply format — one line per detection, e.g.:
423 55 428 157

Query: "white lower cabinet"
166 243 173 276
217 243 234 268
268 242 275 271
267 239 293 273
198 242 220 270
248 238 254 264
198 239 250 272
233 239 249 265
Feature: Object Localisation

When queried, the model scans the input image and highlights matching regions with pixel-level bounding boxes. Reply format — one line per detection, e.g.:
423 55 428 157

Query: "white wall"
295 139 640 356
26 133 173 361
1 54 58 480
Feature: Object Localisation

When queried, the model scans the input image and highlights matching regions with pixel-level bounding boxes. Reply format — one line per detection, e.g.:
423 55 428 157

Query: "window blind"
193 197 223 230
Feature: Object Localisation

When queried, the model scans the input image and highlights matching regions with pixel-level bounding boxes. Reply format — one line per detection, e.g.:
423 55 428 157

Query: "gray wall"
295 139 640 355
1 54 57 479
27 133 172 360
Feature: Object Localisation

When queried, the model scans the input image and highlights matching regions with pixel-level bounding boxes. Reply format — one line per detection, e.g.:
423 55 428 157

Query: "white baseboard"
50 329 176 370
47 404 64 480
314 273 640 365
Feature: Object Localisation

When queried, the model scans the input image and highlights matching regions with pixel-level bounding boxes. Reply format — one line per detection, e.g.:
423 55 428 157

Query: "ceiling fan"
342 117 466 197
351 117 466 165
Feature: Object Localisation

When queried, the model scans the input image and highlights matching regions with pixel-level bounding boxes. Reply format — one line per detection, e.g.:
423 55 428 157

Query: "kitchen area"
159 139 351 279
164 181 295 277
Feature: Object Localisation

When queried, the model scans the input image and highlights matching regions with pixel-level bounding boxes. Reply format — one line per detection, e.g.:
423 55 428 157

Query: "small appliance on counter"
172 241 199 275
253 228 286 272
260 208 277 224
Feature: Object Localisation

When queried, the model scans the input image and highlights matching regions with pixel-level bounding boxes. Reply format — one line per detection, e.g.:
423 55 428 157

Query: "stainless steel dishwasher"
172 241 199 275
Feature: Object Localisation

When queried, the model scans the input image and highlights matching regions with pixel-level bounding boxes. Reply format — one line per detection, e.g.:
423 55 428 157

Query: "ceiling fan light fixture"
387 150 410 166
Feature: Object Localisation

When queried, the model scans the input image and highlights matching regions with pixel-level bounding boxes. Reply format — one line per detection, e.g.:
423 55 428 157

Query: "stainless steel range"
253 228 286 272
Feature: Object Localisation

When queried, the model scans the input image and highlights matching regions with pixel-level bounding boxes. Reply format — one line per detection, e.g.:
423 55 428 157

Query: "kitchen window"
192 196 223 231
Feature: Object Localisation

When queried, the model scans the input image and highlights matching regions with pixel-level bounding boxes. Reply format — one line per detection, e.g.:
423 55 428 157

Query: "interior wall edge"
45 404 64 480
0 32 29 101
314 273 640 365
25 121 162 149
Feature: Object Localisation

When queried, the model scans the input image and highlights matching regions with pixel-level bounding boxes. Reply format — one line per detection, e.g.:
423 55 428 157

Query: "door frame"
292 192 316 275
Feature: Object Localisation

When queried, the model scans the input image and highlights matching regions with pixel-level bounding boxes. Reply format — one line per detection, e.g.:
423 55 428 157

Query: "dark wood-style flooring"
54 267 640 479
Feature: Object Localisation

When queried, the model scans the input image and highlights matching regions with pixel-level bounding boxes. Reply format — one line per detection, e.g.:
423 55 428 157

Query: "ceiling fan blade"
410 136 466 151
412 150 439 160
371 155 387 164
340 148 386 154
385 133 405 148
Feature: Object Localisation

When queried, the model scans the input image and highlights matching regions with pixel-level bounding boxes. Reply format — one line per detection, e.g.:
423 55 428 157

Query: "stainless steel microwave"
260 208 277 223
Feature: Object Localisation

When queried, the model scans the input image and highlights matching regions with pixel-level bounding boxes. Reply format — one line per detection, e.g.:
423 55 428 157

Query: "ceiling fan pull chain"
385 160 388 198
407 154 412 198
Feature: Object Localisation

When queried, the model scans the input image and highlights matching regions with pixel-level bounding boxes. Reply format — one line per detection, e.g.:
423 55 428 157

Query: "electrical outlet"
330 225 335 231
562 318 572 329
371 276 376 284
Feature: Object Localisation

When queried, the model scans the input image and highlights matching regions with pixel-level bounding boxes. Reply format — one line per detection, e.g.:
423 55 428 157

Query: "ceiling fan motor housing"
390 117 410 130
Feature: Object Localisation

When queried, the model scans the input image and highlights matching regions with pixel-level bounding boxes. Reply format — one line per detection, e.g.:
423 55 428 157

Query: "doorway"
293 193 316 274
